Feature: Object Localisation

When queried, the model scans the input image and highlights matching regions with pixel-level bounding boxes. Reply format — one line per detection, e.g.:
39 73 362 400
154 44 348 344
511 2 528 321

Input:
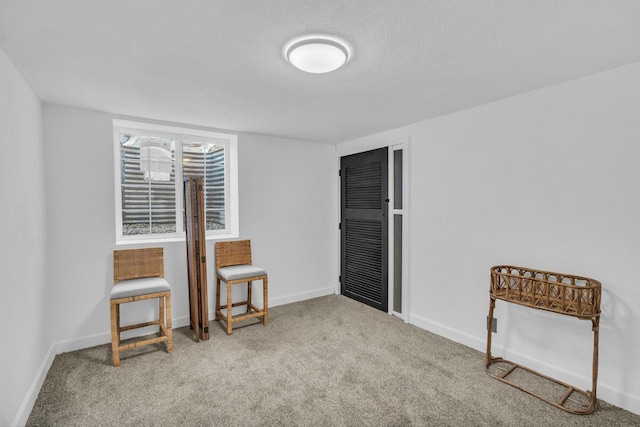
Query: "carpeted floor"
27 295 640 426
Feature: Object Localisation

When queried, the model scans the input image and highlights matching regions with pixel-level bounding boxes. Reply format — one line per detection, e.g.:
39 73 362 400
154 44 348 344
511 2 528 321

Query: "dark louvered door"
341 148 388 311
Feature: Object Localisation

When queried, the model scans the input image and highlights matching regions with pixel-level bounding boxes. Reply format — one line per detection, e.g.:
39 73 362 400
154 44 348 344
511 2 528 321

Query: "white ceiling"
2 1 640 144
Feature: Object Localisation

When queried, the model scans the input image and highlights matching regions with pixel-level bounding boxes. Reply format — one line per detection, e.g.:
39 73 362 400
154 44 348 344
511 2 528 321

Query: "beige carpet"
27 295 639 426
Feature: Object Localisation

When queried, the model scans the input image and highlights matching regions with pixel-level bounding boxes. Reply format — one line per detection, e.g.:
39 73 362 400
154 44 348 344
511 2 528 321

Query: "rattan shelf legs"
485 296 600 415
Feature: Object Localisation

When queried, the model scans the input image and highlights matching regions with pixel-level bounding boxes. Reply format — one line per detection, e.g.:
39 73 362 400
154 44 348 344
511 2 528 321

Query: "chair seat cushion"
110 277 171 300
218 264 266 281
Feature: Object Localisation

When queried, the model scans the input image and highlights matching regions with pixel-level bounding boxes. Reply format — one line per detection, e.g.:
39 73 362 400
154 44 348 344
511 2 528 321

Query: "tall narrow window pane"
119 133 176 235
393 214 402 313
394 149 403 209
182 140 226 230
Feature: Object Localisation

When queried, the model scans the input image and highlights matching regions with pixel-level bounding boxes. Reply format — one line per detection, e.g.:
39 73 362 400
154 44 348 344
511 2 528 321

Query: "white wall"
237 132 337 306
0 48 48 426
41 105 336 349
337 61 640 414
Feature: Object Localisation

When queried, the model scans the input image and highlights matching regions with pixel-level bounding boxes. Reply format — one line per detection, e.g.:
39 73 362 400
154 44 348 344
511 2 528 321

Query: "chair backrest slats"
215 240 252 270
114 247 164 283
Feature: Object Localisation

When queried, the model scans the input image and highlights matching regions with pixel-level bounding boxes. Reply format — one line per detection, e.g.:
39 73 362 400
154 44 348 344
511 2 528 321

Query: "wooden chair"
111 247 173 366
215 240 268 335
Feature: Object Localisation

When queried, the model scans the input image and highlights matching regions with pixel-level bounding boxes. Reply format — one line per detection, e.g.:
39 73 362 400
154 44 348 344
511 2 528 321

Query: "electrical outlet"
487 316 497 333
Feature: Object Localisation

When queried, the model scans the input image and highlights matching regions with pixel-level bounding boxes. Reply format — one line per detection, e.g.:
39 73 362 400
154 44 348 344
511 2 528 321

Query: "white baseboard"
409 313 486 353
261 286 336 308
12 345 55 427
206 286 335 321
409 313 640 416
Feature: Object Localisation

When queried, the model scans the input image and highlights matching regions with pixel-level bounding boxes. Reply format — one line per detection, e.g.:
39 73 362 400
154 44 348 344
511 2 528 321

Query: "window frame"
113 119 239 245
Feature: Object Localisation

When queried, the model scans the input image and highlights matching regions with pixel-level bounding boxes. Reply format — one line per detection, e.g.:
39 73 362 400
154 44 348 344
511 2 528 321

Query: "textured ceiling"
1 1 640 144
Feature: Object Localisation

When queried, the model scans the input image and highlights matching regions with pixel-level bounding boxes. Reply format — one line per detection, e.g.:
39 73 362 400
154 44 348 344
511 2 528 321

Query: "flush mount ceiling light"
286 37 350 74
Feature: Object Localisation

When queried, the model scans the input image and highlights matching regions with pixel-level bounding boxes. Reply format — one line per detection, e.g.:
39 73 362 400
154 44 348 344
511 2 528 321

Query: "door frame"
335 139 410 322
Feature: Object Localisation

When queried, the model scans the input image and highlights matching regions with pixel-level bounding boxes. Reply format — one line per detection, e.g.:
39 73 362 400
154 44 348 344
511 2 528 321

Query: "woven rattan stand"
486 266 601 414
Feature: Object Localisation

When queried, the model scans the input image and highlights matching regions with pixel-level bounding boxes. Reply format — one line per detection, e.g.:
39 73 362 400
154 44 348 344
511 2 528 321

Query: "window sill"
115 231 239 246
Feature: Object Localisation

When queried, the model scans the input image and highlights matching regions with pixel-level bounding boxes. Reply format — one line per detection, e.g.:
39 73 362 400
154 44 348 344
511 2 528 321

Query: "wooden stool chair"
215 240 268 335
111 247 173 366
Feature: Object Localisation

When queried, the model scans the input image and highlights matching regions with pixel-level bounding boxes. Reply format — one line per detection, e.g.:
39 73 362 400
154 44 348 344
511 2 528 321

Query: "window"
113 120 238 244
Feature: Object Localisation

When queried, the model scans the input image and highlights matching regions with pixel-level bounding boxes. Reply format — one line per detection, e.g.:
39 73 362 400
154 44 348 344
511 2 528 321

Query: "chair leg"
227 282 233 335
116 303 121 338
159 292 165 329
215 277 221 320
110 301 120 367
165 292 173 352
247 281 252 314
263 276 269 327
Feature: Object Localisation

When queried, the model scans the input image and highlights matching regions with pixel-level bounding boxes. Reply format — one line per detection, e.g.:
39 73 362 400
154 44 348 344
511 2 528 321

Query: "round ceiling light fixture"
286 36 350 74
